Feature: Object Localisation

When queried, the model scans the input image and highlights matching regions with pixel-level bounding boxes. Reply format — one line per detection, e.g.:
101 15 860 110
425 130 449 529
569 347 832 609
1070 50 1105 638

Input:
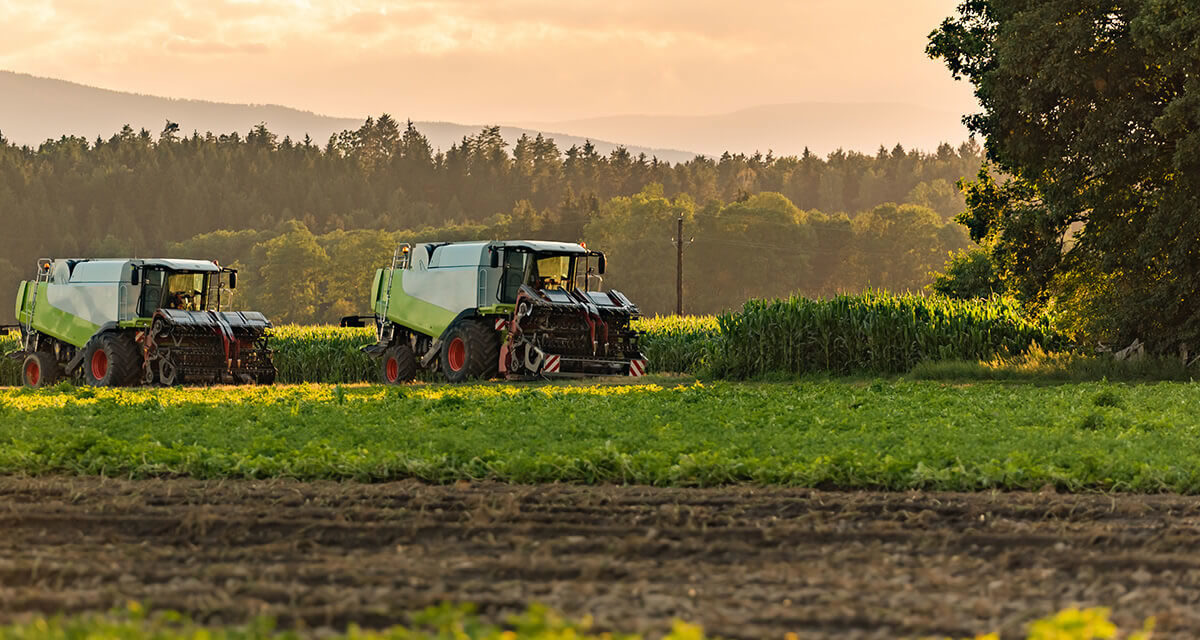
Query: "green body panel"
14 281 28 324
478 304 515 315
379 270 460 338
370 269 384 314
16 281 102 348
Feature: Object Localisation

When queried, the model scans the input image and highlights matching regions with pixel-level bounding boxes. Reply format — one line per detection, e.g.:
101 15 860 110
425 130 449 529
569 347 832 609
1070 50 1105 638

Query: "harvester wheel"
83 333 141 387
381 344 417 384
22 351 61 388
440 319 500 382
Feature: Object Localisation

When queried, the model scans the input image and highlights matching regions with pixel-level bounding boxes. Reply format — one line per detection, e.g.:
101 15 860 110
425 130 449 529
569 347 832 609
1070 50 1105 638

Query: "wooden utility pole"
675 216 684 315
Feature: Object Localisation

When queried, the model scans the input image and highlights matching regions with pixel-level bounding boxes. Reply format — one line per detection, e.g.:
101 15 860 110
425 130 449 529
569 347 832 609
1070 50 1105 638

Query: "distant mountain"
515 102 975 158
0 71 698 163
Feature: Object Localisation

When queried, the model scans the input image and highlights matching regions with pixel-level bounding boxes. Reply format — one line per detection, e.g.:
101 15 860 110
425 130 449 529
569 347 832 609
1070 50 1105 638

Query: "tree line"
172 187 969 322
0 118 983 320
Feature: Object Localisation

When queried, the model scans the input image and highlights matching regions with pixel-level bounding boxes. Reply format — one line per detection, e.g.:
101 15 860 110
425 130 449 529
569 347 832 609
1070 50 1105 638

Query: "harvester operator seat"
168 291 189 310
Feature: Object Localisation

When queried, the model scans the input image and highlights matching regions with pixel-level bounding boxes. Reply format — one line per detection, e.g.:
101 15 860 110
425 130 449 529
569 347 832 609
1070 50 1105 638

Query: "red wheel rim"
447 338 466 372
386 357 399 382
91 349 108 380
25 360 39 386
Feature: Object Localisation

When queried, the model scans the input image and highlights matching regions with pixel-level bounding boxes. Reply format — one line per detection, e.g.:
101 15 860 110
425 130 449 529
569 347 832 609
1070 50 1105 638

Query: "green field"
2 378 1198 491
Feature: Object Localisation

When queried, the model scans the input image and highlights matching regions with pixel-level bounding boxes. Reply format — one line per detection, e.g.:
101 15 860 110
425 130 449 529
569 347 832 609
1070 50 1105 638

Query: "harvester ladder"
377 244 411 342
22 259 52 351
380 244 411 316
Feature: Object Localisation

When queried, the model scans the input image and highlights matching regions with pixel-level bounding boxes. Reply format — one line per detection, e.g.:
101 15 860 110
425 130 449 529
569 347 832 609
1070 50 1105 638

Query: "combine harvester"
347 241 648 382
5 258 276 388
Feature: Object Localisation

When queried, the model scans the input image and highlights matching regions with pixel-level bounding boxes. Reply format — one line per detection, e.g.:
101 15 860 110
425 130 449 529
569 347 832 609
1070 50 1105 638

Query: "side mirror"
490 248 500 268
597 252 606 275
227 271 237 290
130 267 140 285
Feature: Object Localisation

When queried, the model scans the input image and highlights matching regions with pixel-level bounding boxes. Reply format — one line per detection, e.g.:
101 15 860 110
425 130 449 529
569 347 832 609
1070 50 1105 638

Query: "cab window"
139 270 210 315
138 270 165 316
165 273 208 310
499 250 528 303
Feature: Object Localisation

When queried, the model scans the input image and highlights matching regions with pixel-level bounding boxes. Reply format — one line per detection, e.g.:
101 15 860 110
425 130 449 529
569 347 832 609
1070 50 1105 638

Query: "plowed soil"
2 477 1199 638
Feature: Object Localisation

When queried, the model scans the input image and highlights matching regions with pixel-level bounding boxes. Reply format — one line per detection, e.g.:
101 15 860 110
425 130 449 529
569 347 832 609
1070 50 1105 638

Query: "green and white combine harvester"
4 258 276 388
346 240 648 382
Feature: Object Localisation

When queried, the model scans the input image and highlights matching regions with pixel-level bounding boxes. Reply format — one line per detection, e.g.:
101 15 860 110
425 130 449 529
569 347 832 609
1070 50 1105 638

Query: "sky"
0 0 978 125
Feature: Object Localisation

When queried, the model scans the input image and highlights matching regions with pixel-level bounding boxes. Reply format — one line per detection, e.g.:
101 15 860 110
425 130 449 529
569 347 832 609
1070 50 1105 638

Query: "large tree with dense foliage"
929 0 1200 350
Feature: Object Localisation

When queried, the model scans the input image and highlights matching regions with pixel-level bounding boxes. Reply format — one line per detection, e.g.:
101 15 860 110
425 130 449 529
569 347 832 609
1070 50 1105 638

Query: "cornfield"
0 297 1066 385
271 325 378 383
0 332 18 387
632 315 718 374
708 291 1067 379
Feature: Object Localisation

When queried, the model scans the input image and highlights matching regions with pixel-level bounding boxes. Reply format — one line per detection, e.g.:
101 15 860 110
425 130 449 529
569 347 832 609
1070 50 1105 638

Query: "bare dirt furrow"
2 476 1200 638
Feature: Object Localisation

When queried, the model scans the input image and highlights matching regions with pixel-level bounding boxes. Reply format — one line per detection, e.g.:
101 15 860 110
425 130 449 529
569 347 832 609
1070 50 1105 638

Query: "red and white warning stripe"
543 354 561 374
494 317 507 331
628 359 647 377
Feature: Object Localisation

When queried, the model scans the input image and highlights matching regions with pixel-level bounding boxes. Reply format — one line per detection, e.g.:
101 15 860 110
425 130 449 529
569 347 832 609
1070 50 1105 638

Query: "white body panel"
70 261 128 283
46 282 122 326
428 243 487 268
403 262 480 312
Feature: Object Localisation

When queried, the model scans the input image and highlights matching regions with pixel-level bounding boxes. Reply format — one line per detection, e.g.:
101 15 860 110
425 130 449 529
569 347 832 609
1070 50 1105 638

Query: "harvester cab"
8 258 276 388
358 240 648 383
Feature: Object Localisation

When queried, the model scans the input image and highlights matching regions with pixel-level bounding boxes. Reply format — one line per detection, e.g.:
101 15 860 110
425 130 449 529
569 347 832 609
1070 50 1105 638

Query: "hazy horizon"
0 0 978 129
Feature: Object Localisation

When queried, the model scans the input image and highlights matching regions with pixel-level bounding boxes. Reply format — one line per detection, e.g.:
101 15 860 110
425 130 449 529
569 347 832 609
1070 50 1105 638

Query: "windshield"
497 251 582 303
166 273 208 310
531 255 572 290
139 269 211 315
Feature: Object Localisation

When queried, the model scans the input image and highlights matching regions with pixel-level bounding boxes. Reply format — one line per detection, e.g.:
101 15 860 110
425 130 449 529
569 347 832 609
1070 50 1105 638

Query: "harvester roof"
56 258 220 272
134 258 221 272
51 258 219 284
492 240 590 254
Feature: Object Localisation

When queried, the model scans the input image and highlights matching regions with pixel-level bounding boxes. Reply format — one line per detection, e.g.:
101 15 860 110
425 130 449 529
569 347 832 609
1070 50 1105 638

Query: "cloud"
0 0 977 123
164 36 270 56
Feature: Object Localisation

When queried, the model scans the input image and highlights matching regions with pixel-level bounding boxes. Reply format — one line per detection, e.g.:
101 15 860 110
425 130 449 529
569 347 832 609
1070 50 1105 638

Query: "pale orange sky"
0 0 977 124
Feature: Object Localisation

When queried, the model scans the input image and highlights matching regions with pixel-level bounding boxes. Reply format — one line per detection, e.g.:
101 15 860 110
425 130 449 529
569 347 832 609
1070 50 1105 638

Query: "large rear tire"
381 343 417 384
83 333 141 387
440 319 500 383
22 351 61 388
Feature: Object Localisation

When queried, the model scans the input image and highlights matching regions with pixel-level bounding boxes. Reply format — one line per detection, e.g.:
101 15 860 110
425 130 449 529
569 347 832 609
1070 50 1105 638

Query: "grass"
908 345 1195 383
4 378 1200 491
0 604 1150 640
0 602 708 640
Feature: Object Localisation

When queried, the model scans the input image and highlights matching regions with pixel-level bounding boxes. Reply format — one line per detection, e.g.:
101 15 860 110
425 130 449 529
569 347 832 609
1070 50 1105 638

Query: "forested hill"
0 116 983 319
0 71 695 162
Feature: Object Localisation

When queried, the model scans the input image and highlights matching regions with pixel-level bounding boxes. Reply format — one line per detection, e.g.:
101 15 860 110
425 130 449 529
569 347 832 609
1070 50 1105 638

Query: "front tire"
83 333 141 387
22 352 61 388
381 344 417 384
440 319 500 383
